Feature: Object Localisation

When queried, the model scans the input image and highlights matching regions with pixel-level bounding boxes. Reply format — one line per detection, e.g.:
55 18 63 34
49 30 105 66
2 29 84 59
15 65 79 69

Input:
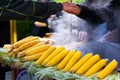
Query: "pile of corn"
7 36 118 80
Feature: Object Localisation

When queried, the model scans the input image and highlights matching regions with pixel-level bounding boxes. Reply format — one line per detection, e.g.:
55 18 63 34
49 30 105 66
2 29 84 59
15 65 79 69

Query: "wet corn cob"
70 53 93 73
35 46 56 65
76 54 100 75
42 46 65 66
57 50 76 70
97 59 118 79
84 59 108 77
64 51 82 72
26 44 50 56
47 49 69 67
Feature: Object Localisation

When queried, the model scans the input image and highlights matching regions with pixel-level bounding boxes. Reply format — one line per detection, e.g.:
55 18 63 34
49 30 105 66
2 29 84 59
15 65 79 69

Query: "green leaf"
22 61 34 68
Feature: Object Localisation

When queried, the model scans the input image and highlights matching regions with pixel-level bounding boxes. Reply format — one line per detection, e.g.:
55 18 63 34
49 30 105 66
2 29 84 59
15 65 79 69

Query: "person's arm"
62 2 113 25
76 5 113 24
0 0 63 21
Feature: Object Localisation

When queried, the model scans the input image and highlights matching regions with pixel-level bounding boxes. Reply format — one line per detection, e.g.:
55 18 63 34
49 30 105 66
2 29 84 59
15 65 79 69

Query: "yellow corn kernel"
42 46 65 65
97 59 118 79
64 51 82 72
57 50 76 70
22 52 44 61
35 46 56 65
76 54 100 75
70 53 93 73
84 59 108 77
47 49 69 67
26 44 50 56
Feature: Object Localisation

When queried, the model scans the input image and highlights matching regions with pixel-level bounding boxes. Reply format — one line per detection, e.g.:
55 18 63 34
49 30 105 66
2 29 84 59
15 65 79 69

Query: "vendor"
0 0 77 21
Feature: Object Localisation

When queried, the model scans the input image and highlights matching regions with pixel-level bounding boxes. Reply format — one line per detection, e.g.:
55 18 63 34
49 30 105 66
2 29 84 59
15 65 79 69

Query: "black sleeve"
76 5 113 25
0 0 63 21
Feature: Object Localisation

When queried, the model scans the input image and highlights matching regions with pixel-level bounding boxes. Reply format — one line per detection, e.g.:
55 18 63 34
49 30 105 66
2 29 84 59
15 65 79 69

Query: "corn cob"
17 51 27 58
47 49 69 67
42 46 65 65
8 36 34 53
57 50 76 70
8 36 39 56
64 51 82 72
17 42 42 58
13 36 38 48
22 52 44 61
97 59 118 79
35 46 56 65
76 54 100 75
18 39 40 51
70 53 93 73
11 39 40 58
26 44 50 56
34 21 47 27
10 48 19 57
84 59 108 77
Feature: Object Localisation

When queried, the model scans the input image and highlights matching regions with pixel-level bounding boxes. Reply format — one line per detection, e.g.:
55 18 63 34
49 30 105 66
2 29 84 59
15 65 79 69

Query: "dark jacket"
0 0 63 21
77 0 120 43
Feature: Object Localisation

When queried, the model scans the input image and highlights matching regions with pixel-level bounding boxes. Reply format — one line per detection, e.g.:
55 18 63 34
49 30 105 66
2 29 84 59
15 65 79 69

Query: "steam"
48 12 91 49
47 0 112 50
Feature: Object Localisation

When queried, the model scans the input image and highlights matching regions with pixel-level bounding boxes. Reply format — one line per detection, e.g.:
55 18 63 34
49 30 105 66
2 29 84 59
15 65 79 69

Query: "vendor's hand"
78 31 88 41
62 2 81 15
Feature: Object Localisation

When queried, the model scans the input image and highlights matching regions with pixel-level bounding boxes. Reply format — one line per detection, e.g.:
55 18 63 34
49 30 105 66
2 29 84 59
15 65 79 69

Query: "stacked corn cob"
7 36 118 79
8 36 51 61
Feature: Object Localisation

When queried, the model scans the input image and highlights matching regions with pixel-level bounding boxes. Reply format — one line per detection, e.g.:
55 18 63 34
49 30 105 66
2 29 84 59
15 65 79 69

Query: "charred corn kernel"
35 46 56 65
17 42 42 58
97 59 118 79
26 44 50 56
76 54 100 75
70 53 93 73
57 50 76 70
13 36 39 48
22 52 44 61
84 59 108 77
18 39 40 51
64 51 82 72
47 49 69 67
42 46 65 65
